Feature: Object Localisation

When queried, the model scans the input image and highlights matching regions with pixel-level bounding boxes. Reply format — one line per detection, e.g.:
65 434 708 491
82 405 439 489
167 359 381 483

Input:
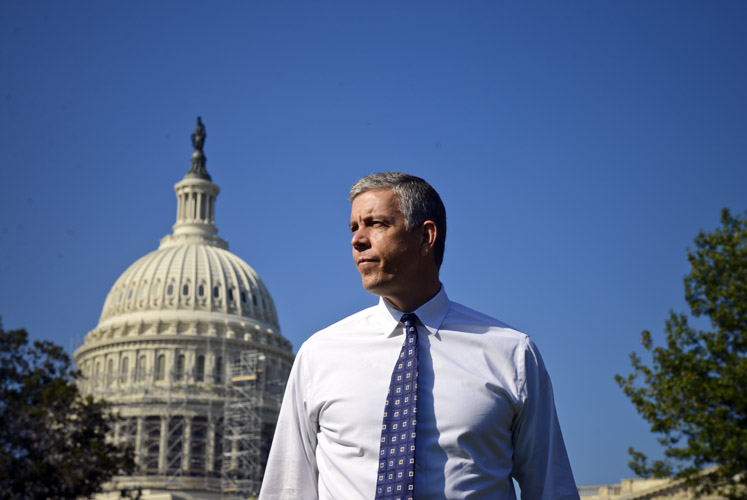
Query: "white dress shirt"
259 287 578 500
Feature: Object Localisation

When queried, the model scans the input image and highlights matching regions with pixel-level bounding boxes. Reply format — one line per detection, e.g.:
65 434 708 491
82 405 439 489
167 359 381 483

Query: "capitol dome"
98 241 280 333
74 118 293 500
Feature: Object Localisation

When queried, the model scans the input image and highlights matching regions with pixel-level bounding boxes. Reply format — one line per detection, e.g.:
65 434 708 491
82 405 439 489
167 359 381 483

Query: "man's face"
350 189 423 304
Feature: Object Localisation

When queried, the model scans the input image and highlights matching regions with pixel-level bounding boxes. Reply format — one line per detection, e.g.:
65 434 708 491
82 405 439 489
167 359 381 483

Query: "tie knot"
401 313 417 326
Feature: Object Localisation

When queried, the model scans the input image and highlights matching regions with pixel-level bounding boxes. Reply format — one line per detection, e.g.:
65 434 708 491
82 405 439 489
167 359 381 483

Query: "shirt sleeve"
259 346 319 499
511 337 579 500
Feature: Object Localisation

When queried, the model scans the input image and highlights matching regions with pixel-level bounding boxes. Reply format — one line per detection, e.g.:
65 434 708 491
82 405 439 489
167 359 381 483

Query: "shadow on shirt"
414 331 449 497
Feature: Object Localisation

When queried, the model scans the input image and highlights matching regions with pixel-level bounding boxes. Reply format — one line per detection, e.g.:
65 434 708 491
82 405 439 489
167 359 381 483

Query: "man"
259 173 578 499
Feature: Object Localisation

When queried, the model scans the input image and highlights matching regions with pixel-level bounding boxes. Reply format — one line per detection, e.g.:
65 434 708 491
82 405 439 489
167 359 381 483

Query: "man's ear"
420 221 438 257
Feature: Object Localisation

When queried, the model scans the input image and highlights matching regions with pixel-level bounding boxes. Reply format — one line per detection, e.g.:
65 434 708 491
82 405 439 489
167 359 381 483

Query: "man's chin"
361 278 387 297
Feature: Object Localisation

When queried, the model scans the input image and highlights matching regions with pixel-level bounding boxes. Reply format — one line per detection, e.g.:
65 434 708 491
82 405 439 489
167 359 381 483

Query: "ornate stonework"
74 120 293 499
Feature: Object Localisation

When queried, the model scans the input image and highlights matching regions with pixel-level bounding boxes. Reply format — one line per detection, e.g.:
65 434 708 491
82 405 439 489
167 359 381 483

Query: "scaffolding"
161 375 188 487
84 365 221 488
76 340 290 499
221 351 266 499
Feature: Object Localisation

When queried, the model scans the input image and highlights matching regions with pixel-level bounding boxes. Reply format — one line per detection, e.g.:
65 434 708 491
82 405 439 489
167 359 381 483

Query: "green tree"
616 209 747 499
0 321 137 499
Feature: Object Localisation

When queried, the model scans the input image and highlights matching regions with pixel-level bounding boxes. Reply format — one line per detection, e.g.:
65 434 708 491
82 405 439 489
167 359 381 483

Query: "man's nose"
351 229 369 250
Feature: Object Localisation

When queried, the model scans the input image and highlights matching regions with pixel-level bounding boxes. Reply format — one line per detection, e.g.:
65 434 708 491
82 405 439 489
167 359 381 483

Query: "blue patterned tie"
375 313 419 500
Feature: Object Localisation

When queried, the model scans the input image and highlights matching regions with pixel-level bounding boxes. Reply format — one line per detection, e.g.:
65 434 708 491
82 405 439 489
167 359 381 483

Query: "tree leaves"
615 209 747 500
0 324 137 500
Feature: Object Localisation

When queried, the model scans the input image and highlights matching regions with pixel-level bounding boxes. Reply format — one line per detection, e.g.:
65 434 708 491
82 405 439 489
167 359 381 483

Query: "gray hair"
349 172 446 269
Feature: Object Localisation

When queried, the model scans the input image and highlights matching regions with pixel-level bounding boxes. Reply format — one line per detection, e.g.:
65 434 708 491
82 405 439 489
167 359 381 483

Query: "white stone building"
74 119 294 499
578 467 729 500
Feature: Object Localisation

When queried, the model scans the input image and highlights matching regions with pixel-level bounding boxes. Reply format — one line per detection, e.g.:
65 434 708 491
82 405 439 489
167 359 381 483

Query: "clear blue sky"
1 0 745 489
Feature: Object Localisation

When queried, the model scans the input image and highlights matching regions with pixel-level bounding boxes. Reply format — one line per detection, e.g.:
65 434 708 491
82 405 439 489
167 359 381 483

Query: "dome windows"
107 359 114 386
136 355 147 382
181 280 192 306
166 279 177 306
156 354 166 381
214 356 223 383
197 282 208 307
124 284 138 311
84 350 247 388
175 354 185 381
95 247 280 327
195 355 205 382
151 280 161 307
137 283 149 309
211 283 223 308
120 357 129 384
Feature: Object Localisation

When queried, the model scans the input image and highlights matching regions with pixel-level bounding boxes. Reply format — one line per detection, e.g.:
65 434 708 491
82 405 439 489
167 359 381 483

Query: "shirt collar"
376 285 450 338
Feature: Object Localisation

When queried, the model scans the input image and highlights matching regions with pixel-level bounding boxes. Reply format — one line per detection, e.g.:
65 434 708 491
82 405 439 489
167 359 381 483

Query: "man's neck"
383 280 441 313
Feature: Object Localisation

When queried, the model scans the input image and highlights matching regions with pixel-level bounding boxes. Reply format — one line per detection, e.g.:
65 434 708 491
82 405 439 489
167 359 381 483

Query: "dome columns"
173 178 219 234
160 177 228 249
158 418 169 471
